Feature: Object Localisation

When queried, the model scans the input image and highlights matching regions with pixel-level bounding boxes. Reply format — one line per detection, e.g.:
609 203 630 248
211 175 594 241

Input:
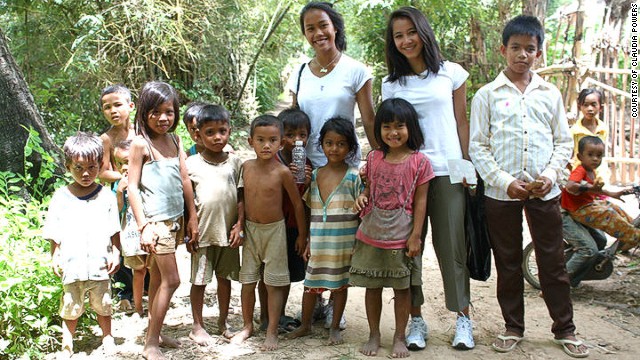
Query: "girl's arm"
407 182 429 258
453 84 470 160
356 79 377 150
178 136 200 247
353 183 370 212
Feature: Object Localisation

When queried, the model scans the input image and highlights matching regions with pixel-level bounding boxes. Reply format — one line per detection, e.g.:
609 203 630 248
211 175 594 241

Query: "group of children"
43 11 640 360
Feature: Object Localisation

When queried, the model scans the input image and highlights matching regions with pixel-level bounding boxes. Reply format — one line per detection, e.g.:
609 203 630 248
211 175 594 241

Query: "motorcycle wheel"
522 242 541 289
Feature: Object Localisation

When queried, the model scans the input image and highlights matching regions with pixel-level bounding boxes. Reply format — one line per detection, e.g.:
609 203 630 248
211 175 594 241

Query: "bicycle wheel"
522 242 541 289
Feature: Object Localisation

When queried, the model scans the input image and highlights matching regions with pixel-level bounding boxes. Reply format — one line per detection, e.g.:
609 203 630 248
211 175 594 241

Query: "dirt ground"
51 203 640 360
48 111 640 359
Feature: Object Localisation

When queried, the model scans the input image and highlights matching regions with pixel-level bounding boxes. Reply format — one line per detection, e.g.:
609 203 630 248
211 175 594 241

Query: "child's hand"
295 236 307 258
530 176 552 197
229 223 243 248
186 216 200 247
107 250 120 275
116 175 128 194
507 180 530 200
605 189 627 200
354 194 368 212
51 256 63 278
140 225 157 254
406 235 422 258
359 167 368 187
303 242 311 262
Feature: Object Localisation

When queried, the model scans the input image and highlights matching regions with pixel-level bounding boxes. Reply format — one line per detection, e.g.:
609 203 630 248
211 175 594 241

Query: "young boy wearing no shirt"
99 84 135 183
43 132 121 357
469 15 588 358
230 115 307 351
185 104 244 345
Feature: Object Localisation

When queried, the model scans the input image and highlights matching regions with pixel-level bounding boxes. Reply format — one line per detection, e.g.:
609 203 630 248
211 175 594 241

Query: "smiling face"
303 9 337 54
392 17 425 69
500 34 541 76
249 125 282 160
101 92 134 127
147 101 176 136
197 120 230 155
381 120 409 151
577 142 605 172
580 93 602 122
67 156 100 188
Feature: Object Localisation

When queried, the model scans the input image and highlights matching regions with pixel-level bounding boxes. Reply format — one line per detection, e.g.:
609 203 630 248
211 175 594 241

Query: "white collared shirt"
469 71 572 201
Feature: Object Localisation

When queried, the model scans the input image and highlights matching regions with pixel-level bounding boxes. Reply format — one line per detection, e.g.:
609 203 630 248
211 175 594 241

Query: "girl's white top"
288 54 372 167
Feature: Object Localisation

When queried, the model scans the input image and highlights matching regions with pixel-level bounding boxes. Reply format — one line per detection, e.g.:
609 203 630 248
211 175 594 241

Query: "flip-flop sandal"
278 315 301 334
491 334 523 353
553 338 589 358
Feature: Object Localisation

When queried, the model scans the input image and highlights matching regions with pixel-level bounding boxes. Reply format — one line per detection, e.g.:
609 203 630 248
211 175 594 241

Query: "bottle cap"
295 140 303 146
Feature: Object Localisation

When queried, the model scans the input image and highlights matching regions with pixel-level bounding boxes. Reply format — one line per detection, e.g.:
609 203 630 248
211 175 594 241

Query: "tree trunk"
522 0 548 22
0 27 62 197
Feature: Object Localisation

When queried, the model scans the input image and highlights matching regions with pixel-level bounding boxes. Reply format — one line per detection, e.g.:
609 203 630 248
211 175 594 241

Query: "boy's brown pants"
485 195 576 339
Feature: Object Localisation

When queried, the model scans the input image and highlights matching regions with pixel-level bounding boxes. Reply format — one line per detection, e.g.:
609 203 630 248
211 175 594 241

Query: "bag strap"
294 63 306 108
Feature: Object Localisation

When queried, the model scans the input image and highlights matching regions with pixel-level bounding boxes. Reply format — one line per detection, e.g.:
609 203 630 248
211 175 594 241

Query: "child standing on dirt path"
350 99 433 358
230 115 307 351
257 108 313 333
470 15 589 358
44 132 121 358
127 81 199 360
286 117 361 345
186 104 244 346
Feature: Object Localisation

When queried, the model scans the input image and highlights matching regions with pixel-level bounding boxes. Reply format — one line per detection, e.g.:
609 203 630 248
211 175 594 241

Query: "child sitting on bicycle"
561 136 640 251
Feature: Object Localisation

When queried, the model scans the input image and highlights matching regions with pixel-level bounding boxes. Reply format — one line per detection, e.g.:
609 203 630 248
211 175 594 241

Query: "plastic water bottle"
292 140 306 184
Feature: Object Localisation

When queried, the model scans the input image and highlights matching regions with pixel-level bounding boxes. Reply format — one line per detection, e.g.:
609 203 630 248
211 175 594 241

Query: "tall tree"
0 27 62 196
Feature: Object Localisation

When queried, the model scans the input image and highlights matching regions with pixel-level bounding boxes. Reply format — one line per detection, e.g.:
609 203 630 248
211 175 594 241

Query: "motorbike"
522 185 640 289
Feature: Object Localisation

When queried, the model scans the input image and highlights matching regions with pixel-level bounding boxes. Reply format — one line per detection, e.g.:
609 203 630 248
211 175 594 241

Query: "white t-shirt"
186 153 243 247
42 185 121 285
382 61 468 176
288 54 372 167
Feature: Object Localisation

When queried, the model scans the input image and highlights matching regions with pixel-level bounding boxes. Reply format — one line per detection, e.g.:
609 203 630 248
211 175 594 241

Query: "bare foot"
360 334 381 356
260 331 279 351
189 328 214 346
230 326 253 344
328 328 343 345
286 325 312 339
391 337 410 358
217 318 235 338
159 334 181 348
142 345 166 360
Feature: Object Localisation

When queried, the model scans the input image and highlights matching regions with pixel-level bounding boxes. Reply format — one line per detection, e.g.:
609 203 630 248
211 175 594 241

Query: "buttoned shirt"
469 71 572 201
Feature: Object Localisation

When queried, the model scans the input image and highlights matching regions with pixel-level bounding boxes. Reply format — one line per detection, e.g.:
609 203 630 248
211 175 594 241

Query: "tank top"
139 135 184 221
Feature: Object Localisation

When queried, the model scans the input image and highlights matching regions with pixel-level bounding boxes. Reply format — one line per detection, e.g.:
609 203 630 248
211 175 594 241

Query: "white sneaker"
323 301 347 330
452 316 475 350
406 316 428 350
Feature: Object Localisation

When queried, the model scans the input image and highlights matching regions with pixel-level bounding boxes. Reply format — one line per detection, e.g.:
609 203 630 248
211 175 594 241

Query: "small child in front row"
114 139 148 317
351 98 433 358
257 108 313 332
561 136 640 251
43 132 121 357
286 117 362 345
230 115 307 351
186 104 244 345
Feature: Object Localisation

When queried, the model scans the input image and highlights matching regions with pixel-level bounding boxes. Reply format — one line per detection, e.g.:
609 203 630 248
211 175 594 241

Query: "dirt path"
52 105 640 359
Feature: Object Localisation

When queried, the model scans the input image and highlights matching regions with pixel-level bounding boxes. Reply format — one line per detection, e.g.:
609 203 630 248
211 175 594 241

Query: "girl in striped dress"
287 117 361 345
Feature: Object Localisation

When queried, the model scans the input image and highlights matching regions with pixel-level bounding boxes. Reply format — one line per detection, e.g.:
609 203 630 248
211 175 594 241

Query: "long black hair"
299 2 347 52
135 81 180 140
385 6 442 84
374 98 424 155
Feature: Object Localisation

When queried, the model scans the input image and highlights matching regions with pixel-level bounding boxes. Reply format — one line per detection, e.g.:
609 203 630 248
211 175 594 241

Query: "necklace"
314 52 341 73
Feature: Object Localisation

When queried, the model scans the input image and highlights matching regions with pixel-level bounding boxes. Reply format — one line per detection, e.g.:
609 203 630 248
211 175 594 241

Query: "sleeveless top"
139 135 184 221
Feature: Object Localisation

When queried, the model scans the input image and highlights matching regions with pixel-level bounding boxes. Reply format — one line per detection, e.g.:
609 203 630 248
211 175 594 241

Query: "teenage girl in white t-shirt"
382 6 474 351
288 2 376 167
